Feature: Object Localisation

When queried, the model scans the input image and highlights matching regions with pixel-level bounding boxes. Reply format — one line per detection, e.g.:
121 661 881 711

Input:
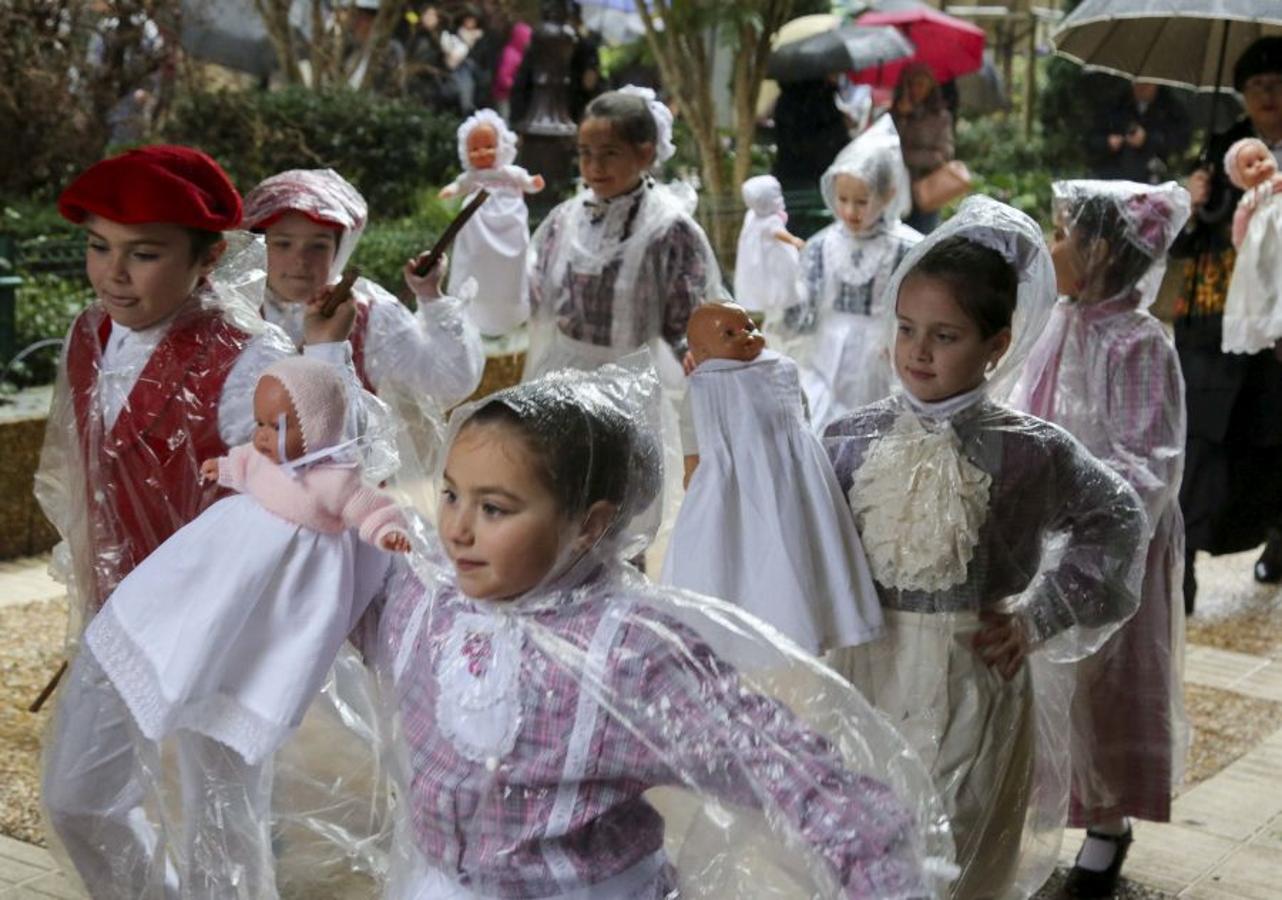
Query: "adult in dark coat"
1088 81 1192 183
1170 37 1282 611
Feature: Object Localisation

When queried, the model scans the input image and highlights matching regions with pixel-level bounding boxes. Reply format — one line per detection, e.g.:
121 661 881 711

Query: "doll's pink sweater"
216 443 406 546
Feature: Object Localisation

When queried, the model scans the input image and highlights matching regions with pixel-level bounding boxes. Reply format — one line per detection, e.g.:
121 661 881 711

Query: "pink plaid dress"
1016 293 1186 824
359 556 927 899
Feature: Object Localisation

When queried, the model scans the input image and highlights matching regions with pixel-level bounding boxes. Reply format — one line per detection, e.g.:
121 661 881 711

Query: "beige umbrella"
758 14 844 119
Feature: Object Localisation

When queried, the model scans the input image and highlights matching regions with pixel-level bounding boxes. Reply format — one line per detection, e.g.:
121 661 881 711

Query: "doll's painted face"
577 116 655 200
832 174 885 235
467 124 500 170
439 423 577 601
894 274 1011 402
1231 140 1278 189
264 212 341 304
252 376 306 462
687 303 765 365
84 216 222 331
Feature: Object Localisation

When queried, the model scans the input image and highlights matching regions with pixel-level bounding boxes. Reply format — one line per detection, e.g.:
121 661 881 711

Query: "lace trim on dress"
850 409 991 593
435 611 525 765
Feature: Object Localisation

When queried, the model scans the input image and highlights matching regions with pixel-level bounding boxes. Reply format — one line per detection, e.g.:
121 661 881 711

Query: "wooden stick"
413 190 490 277
29 660 67 713
320 266 361 318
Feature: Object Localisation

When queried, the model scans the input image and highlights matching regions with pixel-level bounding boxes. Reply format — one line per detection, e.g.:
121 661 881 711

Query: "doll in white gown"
663 303 883 654
1221 136 1282 354
441 109 545 337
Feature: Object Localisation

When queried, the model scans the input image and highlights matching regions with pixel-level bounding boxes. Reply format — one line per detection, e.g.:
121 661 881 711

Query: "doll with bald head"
662 303 884 655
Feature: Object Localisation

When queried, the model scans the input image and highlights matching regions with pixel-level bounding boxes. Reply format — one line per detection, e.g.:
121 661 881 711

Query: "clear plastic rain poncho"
783 115 921 431
1010 180 1191 826
821 196 1147 899
733 174 802 319
43 355 403 900
443 109 543 337
359 355 955 899
524 86 722 390
34 232 407 898
34 235 291 632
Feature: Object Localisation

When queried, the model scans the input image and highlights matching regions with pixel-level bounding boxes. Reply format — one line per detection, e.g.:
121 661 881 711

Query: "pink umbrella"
851 2 986 87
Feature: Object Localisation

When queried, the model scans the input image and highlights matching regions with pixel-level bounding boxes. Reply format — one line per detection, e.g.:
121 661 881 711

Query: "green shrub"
162 86 460 219
952 114 1073 228
6 273 92 388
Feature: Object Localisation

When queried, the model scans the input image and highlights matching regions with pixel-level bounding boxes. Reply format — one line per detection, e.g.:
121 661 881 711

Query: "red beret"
58 145 243 231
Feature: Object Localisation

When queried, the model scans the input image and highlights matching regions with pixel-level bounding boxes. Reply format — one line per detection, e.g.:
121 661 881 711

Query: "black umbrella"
767 24 914 84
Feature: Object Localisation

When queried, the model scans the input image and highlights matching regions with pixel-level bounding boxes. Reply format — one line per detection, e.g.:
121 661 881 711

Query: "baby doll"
45 356 408 899
785 116 920 431
733 174 804 321
1222 137 1282 353
440 109 545 337
662 303 883 654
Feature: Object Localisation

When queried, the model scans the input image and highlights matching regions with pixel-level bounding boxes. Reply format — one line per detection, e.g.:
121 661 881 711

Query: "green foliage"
7 273 92 388
162 86 460 219
346 186 458 297
952 114 1074 228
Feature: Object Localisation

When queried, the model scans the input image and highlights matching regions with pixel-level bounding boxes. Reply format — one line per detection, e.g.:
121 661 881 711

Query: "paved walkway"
4 552 1282 898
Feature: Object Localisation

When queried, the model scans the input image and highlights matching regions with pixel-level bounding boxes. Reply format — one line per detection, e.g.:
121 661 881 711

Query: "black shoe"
1064 827 1133 898
1184 554 1197 616
1255 531 1282 584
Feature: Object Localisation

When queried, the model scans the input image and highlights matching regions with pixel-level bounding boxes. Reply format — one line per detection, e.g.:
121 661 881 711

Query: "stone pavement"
4 551 1282 898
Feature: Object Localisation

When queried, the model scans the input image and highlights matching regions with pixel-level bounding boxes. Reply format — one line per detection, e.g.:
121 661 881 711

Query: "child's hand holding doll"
200 459 220 483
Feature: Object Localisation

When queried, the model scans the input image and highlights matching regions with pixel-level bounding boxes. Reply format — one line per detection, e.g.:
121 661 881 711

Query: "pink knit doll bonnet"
261 356 348 455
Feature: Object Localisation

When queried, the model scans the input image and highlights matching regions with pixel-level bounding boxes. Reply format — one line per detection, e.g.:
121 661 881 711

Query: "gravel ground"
0 597 63 845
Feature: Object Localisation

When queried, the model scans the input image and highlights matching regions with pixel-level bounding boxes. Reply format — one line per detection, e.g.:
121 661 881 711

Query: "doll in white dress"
1221 136 1282 354
45 356 409 899
662 302 883 654
733 175 803 323
440 109 545 337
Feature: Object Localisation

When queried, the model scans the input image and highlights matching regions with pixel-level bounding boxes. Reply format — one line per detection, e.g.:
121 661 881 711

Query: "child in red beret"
38 145 384 619
34 145 391 898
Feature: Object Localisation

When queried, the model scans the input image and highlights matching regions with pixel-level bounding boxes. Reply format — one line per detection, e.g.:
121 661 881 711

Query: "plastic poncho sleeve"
1102 329 1185 532
656 217 713 354
613 619 927 898
783 237 825 333
363 285 484 408
1019 428 1145 647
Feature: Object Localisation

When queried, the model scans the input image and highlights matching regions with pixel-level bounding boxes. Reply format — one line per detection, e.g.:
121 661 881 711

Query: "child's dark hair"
1063 196 1154 296
583 91 657 149
461 384 661 531
903 236 1017 339
187 229 223 264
